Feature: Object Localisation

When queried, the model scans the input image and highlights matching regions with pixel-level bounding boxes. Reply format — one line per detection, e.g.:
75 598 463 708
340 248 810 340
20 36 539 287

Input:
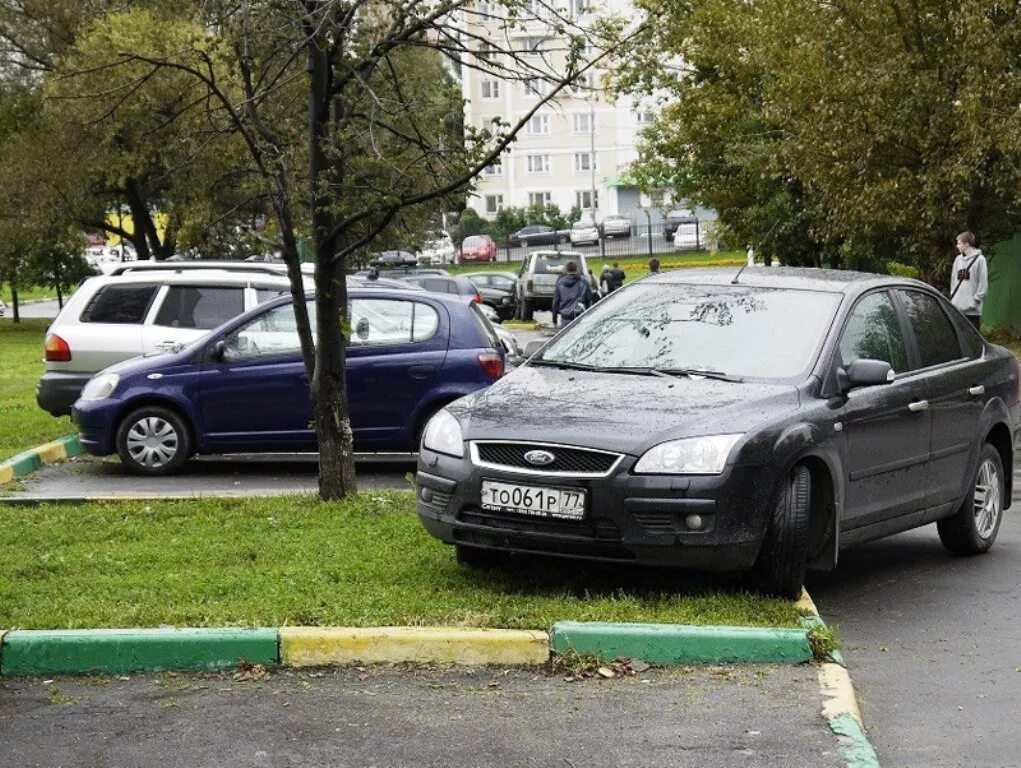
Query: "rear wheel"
455 544 500 569
521 298 534 322
937 444 1004 555
557 235 568 244
750 464 811 599
115 405 192 476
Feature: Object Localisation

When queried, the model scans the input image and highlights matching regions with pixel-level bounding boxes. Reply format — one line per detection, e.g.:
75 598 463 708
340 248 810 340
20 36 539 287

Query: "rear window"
349 298 440 346
529 253 582 274
80 284 159 324
153 286 245 330
462 236 488 248
410 277 458 294
469 303 501 349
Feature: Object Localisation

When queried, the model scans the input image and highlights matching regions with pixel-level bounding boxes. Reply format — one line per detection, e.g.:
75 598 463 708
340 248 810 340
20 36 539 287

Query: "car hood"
448 365 801 456
96 345 202 380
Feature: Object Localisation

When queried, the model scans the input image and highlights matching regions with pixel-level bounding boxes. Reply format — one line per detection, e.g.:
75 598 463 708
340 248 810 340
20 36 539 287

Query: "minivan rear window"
80 284 159 324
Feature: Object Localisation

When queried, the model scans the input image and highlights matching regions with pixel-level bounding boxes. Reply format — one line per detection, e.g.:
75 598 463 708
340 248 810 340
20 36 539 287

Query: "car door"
345 297 447 450
836 290 932 530
71 282 160 372
893 288 986 511
142 284 246 354
197 300 315 450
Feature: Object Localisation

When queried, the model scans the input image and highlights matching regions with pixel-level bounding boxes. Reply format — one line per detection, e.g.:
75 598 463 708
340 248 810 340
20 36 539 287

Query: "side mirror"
524 339 545 358
211 339 227 361
838 359 894 392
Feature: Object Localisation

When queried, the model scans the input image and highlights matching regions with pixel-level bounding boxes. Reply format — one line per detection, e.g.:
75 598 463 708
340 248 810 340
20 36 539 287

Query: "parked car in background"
73 289 506 474
373 250 419 267
600 215 632 238
36 271 313 416
569 221 600 247
416 267 1019 599
507 225 569 248
0 298 6 318
458 234 497 264
516 250 589 321
463 271 519 321
673 219 702 250
398 274 483 304
417 231 455 265
664 210 700 243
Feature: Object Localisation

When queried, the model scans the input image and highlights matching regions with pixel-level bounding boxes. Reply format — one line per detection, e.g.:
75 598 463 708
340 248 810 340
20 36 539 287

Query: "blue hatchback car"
72 289 505 474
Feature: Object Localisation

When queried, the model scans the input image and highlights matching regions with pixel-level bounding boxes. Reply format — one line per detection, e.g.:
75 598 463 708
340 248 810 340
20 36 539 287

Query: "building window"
483 157 503 176
572 112 594 134
520 37 543 57
477 43 498 64
526 114 550 135
484 194 504 215
529 191 552 207
526 154 551 174
481 80 500 99
476 0 493 16
523 78 549 97
568 73 591 96
635 110 655 125
574 152 596 172
576 190 599 210
568 0 589 15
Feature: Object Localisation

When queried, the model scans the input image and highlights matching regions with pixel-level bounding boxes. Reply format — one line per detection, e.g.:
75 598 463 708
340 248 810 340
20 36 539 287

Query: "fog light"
685 514 704 531
421 488 434 503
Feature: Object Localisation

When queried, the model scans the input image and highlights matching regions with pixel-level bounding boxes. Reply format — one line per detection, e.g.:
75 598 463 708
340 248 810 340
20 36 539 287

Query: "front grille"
475 443 620 475
458 509 621 540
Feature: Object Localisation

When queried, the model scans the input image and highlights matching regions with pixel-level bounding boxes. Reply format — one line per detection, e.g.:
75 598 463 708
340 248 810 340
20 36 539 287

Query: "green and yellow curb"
280 627 549 667
797 591 881 768
0 434 82 484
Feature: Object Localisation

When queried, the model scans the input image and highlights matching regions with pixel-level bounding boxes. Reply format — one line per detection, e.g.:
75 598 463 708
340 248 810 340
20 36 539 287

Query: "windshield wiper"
654 367 743 382
529 359 598 372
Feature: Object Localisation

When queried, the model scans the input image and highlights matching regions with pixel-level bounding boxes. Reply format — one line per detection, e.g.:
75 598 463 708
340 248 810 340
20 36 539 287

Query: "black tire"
557 235 568 245
115 405 192 476
751 464 811 599
937 443 1004 555
455 544 500 569
521 298 534 322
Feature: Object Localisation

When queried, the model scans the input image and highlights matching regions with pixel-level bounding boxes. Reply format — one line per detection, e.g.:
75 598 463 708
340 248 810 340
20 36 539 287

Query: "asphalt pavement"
0 298 61 320
0 665 841 768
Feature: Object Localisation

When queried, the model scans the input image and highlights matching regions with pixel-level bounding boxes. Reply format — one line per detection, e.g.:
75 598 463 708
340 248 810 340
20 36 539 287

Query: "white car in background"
417 231 455 264
673 219 702 250
569 221 600 247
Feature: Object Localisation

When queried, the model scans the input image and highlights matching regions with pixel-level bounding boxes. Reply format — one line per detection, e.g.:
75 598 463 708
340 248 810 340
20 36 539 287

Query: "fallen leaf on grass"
233 661 268 682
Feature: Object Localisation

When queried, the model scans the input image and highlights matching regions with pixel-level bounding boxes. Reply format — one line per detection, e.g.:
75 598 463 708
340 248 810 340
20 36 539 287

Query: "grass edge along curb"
0 434 82 484
549 620 813 665
795 591 882 768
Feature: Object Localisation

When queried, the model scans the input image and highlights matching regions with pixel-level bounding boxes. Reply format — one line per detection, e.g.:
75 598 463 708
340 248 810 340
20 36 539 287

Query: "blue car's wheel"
115 405 192 476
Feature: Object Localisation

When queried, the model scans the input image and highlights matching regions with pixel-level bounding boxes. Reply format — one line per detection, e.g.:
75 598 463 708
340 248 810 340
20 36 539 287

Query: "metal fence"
487 223 710 264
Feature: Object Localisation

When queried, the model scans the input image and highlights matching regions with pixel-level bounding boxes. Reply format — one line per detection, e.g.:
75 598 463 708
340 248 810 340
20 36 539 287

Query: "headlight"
421 409 464 458
634 434 742 475
79 373 120 402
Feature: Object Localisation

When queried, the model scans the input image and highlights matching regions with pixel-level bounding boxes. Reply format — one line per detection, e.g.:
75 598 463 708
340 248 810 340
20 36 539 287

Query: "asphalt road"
0 665 841 768
0 298 61 320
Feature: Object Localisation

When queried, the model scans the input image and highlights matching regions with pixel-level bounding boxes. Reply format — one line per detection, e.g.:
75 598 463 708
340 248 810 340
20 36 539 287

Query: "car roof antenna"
730 261 750 285
732 218 781 284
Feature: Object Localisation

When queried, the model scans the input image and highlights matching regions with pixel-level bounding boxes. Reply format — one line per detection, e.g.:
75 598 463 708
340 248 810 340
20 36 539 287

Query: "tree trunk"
124 178 156 261
11 283 19 323
308 29 356 500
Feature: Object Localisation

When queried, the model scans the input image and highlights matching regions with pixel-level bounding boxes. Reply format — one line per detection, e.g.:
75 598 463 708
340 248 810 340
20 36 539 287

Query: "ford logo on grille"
524 449 556 467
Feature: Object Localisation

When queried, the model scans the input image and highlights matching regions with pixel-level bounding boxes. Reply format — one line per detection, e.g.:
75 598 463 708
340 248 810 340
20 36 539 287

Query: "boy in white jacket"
951 231 987 330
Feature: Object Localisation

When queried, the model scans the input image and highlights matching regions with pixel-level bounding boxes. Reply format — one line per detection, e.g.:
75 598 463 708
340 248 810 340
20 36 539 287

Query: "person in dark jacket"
551 260 593 326
607 262 625 292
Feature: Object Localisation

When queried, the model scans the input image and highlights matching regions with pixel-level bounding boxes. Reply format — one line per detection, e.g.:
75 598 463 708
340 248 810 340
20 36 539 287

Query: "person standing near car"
950 231 988 330
648 257 661 276
606 262 625 292
551 260 593 327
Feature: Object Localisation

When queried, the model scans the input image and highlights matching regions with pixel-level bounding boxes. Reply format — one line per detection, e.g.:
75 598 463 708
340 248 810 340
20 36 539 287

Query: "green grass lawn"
0 319 74 462
0 492 804 630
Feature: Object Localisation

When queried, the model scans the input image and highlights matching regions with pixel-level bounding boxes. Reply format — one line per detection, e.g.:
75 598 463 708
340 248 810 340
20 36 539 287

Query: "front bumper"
415 447 773 571
37 371 95 416
71 397 121 456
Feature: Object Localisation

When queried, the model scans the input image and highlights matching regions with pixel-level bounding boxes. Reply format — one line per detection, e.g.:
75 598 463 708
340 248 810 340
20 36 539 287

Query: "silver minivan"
37 270 309 415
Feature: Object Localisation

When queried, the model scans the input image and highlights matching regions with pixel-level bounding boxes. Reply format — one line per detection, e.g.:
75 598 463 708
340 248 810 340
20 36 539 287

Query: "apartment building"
460 1 655 224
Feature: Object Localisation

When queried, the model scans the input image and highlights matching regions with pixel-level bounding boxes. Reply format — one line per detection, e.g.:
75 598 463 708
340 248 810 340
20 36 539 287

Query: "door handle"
968 385 985 397
908 400 929 412
409 365 437 379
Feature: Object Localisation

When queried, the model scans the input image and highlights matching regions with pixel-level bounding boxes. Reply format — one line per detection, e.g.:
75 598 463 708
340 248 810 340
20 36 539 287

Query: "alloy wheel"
972 458 1002 539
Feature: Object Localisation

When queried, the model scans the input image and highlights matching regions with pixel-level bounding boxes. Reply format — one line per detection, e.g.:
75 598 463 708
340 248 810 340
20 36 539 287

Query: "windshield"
537 283 841 379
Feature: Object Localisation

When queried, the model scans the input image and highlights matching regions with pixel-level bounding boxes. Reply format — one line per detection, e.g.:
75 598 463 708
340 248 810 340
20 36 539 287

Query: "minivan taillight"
44 333 71 362
478 352 504 380
473 292 483 303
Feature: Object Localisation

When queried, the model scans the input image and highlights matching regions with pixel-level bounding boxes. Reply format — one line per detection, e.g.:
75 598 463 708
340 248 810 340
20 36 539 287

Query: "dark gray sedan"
415 268 1019 598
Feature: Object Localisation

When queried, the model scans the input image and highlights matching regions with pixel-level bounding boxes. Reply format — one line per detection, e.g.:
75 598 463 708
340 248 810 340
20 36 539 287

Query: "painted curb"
550 621 813 664
0 435 83 485
0 628 278 676
798 590 881 768
280 627 550 667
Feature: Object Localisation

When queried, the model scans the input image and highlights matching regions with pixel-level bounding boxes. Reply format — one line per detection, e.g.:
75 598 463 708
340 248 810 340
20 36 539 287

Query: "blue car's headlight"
79 373 120 402
422 409 464 458
634 434 742 475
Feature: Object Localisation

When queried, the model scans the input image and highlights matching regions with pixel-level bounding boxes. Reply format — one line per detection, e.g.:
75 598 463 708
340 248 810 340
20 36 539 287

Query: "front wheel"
115 405 192 476
937 444 1004 555
750 464 811 599
521 298 534 322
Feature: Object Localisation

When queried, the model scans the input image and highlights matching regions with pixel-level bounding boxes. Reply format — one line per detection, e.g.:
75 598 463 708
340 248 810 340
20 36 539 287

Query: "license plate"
480 480 586 521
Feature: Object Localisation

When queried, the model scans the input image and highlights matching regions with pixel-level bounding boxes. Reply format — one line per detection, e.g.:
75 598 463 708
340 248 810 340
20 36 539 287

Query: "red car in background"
459 234 497 264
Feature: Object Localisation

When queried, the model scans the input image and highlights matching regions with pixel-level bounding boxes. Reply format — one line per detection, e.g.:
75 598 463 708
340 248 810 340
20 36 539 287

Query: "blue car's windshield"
538 283 841 380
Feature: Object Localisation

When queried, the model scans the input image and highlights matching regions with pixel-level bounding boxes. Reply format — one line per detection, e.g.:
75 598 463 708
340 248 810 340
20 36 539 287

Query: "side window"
895 290 963 368
223 300 316 361
80 284 159 324
256 287 290 304
154 287 245 329
947 305 984 359
349 299 438 346
838 292 908 373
